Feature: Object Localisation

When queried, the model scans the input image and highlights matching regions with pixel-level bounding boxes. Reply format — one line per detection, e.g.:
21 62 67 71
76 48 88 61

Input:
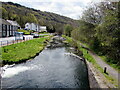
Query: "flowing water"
1 46 89 89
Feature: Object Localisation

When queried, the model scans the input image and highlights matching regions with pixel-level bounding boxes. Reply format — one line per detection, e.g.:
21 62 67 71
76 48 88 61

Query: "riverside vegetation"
62 35 118 87
64 2 120 71
1 1 119 86
1 36 51 65
1 1 119 69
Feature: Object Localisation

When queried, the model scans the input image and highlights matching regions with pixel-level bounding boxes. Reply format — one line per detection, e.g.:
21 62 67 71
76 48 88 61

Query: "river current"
1 47 89 89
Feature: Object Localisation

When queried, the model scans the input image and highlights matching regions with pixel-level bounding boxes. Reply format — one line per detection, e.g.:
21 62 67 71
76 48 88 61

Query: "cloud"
23 1 86 19
1 0 96 19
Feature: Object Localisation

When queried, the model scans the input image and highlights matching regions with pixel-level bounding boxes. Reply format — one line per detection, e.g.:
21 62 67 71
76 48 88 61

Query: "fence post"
7 40 8 46
1 41 2 46
104 67 107 73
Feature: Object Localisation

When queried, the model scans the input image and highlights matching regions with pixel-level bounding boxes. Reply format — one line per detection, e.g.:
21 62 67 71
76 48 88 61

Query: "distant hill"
1 2 79 33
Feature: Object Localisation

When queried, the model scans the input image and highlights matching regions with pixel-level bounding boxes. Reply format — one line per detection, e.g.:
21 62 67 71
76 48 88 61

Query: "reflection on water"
2 47 89 89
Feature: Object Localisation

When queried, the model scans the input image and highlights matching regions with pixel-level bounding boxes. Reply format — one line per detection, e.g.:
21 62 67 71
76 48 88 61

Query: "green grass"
17 29 33 35
62 35 73 44
1 36 51 65
63 35 118 87
78 46 118 87
64 35 120 72
39 32 49 34
100 56 120 72
39 35 49 37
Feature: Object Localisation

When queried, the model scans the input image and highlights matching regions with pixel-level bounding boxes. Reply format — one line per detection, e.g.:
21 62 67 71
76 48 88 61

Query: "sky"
1 0 104 20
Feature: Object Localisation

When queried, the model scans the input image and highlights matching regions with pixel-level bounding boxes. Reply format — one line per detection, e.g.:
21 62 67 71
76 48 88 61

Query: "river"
1 40 89 89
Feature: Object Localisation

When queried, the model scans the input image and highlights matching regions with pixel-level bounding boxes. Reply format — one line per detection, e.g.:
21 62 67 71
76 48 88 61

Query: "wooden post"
7 40 8 45
1 41 2 46
87 51 88 54
104 67 107 73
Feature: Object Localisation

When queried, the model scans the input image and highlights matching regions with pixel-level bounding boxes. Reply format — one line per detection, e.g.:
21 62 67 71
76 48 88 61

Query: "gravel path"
86 61 114 88
79 42 119 87
89 51 119 81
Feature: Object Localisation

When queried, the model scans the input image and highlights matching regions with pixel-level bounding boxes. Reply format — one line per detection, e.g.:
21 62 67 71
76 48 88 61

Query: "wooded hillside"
1 2 78 33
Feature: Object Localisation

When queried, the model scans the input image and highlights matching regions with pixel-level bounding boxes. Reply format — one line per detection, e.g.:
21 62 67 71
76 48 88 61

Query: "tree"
71 28 80 40
54 23 64 35
27 13 38 24
95 2 119 64
64 24 73 37
71 1 120 66
0 7 8 19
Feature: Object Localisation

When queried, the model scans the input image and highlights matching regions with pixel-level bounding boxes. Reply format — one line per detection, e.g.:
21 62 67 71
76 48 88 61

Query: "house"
25 23 31 30
25 23 47 32
39 26 47 32
25 23 38 32
0 18 20 38
0 18 11 37
7 20 21 35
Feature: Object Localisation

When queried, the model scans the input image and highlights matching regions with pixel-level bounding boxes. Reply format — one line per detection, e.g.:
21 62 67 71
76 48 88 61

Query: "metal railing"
0 37 33 47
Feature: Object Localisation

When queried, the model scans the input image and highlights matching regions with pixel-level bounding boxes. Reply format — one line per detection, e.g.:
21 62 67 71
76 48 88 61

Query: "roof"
25 23 30 25
7 20 20 27
25 22 38 26
0 18 11 25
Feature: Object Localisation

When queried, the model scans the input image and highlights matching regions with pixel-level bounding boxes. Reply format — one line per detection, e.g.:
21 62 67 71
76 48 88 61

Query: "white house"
25 23 47 32
39 26 47 32
25 23 38 32
25 23 31 30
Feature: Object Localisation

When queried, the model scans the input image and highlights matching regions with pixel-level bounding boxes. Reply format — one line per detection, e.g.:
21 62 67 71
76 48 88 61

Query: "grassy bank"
78 41 120 71
39 32 49 34
17 29 34 35
62 35 118 87
1 36 51 65
64 34 120 71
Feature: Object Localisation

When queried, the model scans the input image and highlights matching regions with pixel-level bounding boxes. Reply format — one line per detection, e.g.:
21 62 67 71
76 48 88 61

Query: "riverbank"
1 36 52 66
62 35 118 88
2 43 89 88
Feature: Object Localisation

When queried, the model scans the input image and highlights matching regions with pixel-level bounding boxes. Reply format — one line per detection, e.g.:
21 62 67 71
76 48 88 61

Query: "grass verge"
100 56 120 71
18 29 33 35
1 36 51 65
39 32 49 34
63 35 118 87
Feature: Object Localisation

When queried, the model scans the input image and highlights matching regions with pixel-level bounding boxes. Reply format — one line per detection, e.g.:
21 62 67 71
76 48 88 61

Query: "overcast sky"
1 0 102 20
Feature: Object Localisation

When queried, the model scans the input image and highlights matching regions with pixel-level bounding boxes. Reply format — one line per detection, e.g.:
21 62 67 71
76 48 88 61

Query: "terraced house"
0 18 21 38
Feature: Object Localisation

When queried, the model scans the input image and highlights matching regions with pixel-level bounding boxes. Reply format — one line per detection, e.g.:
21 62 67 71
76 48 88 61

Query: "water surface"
2 47 89 89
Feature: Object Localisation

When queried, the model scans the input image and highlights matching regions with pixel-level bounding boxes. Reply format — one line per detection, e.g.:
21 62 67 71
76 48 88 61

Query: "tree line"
64 1 120 68
1 2 78 33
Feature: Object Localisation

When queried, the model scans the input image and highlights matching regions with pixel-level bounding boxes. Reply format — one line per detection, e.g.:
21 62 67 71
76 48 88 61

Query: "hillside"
1 2 79 33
